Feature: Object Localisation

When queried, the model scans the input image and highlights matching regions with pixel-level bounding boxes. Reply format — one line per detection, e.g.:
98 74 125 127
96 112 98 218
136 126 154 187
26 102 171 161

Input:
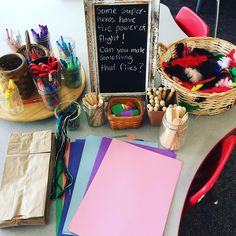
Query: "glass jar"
0 80 24 115
83 103 105 127
159 112 189 151
55 100 81 131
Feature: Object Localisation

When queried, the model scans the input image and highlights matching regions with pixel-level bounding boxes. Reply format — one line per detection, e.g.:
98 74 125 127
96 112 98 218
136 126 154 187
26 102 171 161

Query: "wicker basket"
17 30 49 62
157 37 236 115
107 97 145 129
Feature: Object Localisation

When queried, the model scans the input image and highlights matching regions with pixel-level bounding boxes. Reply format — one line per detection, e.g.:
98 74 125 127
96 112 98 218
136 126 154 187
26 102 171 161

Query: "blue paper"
58 139 85 236
62 135 103 235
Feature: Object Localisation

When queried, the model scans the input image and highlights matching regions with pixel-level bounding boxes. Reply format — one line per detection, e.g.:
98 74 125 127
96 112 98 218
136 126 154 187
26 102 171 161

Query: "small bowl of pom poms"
158 37 236 115
107 97 144 129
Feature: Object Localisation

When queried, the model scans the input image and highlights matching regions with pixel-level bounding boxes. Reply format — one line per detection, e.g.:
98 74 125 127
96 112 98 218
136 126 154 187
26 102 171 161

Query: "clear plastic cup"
61 63 82 88
56 37 76 59
38 86 61 110
55 100 81 131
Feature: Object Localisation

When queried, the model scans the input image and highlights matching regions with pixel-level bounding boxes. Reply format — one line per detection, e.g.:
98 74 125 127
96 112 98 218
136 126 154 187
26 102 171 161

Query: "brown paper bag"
0 130 55 228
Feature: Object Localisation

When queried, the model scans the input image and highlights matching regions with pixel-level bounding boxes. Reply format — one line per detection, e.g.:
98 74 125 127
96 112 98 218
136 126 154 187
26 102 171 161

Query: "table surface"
1 1 234 236
0 67 86 122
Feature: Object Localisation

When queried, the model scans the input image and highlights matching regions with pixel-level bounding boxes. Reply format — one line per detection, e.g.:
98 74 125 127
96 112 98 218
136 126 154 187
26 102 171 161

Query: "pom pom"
217 57 231 69
196 60 221 79
176 43 185 58
215 77 233 88
185 68 202 83
226 49 236 67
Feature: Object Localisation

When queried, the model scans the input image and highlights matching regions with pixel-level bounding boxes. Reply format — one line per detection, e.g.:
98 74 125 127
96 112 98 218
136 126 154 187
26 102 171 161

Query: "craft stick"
160 100 165 108
149 99 154 105
148 106 154 111
166 87 175 105
149 94 154 99
162 106 167 112
162 87 167 100
156 91 162 101
154 106 159 112
154 103 160 111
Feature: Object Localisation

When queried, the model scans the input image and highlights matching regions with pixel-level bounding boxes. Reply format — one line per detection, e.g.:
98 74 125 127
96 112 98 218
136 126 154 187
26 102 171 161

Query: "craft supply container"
107 97 144 130
83 103 105 127
17 30 49 63
159 113 188 151
62 64 82 88
30 56 62 110
31 56 61 81
32 29 52 52
157 37 236 115
147 89 177 126
0 53 34 99
0 81 24 115
38 86 61 110
57 37 76 59
55 100 81 131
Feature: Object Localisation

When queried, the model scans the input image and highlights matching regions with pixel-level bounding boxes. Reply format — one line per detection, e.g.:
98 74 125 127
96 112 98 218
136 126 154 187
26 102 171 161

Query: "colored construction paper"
58 139 85 236
56 143 70 236
63 135 103 235
86 137 176 192
69 139 182 236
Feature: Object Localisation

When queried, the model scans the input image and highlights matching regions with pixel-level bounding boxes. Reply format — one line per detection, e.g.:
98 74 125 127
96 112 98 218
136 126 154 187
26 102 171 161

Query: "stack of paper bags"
0 130 55 228
57 135 182 236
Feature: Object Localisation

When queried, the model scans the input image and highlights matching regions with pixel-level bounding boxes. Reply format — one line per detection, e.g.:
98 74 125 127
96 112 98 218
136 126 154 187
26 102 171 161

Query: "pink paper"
68 139 182 236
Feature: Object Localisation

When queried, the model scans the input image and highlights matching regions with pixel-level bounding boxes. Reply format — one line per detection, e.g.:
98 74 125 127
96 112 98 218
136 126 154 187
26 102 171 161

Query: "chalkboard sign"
85 0 159 95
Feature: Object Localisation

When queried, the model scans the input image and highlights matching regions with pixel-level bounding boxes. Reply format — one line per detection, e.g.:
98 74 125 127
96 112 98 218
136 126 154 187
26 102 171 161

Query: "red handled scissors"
29 56 60 77
48 55 60 71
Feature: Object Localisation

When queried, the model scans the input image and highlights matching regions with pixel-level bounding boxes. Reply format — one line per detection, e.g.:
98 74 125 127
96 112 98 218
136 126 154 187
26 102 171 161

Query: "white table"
1 2 234 236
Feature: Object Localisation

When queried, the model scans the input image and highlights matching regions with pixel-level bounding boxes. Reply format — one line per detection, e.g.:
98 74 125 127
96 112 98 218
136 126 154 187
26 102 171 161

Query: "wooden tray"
0 66 86 122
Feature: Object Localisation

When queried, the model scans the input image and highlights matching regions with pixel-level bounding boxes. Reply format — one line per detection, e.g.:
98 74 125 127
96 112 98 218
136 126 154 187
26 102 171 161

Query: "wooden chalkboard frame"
84 0 160 96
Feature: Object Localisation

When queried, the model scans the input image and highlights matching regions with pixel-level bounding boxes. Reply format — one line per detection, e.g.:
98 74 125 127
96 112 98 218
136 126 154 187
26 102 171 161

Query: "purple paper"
58 139 85 236
86 137 176 193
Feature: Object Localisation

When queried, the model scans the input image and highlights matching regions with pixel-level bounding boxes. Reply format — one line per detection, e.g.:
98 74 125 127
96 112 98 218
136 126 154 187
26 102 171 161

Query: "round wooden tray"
0 66 86 122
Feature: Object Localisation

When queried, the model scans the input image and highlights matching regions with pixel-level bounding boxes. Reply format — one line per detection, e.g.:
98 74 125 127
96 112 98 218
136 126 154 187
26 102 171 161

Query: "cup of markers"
31 24 51 51
56 36 76 60
29 56 61 110
57 37 81 88
60 57 81 88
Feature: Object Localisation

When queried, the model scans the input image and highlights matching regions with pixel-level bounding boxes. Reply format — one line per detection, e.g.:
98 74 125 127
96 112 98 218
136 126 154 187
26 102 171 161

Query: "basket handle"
157 42 168 54
156 42 168 71
25 30 32 62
